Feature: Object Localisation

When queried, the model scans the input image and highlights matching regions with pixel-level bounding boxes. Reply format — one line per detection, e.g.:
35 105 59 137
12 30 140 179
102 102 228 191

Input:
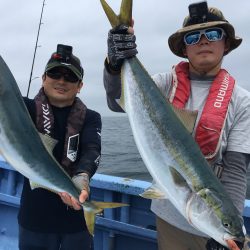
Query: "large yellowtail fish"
100 0 244 248
0 56 127 236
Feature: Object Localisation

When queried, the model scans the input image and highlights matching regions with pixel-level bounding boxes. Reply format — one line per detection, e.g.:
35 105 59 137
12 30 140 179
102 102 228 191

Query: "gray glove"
107 24 138 71
72 173 90 194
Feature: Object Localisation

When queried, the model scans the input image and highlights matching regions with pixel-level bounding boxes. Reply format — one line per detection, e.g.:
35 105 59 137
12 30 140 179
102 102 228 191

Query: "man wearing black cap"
18 44 101 250
102 1 250 250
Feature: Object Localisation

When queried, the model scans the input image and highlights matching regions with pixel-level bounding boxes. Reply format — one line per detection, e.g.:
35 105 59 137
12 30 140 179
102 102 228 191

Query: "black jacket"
18 97 102 233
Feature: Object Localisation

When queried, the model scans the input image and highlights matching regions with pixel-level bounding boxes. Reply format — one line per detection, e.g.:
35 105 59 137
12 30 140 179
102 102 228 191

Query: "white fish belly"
122 62 191 217
121 61 231 245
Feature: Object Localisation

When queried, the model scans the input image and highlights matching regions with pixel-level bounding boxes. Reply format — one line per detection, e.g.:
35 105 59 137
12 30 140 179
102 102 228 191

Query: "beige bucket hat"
168 6 242 58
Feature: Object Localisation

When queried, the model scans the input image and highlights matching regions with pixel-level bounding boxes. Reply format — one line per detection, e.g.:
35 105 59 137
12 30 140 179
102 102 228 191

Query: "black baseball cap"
45 44 84 80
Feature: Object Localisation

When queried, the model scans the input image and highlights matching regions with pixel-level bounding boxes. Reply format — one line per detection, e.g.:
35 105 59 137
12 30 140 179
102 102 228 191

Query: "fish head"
188 188 244 247
220 208 245 246
205 188 244 245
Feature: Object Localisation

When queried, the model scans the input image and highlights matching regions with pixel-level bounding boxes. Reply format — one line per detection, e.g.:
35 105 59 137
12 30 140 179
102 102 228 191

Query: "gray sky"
1 0 250 117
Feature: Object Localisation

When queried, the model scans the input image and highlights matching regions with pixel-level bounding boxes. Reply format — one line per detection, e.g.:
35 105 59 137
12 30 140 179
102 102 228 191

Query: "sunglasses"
184 28 226 45
46 69 79 83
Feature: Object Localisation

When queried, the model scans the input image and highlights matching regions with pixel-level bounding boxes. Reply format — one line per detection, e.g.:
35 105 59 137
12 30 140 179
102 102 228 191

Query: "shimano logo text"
213 74 229 108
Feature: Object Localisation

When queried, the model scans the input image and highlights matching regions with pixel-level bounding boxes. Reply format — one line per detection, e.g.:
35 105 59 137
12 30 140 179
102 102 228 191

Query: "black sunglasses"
46 69 79 83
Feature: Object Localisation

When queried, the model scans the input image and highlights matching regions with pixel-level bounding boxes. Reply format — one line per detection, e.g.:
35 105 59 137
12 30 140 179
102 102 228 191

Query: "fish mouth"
224 235 245 250
225 239 243 250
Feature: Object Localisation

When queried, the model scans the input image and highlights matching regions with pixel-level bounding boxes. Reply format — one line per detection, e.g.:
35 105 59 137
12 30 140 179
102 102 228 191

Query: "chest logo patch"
67 134 79 162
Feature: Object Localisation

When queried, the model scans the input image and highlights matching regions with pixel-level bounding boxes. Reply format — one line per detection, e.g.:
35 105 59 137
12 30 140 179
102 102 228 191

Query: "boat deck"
1 160 250 250
0 160 156 250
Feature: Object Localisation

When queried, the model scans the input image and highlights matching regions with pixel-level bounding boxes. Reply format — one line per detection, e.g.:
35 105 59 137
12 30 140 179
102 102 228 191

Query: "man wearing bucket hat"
103 1 250 250
18 44 101 249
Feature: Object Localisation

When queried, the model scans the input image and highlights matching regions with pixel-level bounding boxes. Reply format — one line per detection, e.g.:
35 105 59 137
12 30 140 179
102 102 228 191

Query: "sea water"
98 115 152 182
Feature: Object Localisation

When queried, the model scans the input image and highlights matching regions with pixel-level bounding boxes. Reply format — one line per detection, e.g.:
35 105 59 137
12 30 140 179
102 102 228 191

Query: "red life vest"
169 61 235 160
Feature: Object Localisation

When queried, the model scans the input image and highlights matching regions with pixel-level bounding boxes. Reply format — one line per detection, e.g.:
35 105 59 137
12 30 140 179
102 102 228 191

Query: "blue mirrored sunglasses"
184 28 226 45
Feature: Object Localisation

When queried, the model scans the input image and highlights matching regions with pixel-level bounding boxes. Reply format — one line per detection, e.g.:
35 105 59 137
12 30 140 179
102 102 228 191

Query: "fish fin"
169 103 198 134
169 167 189 188
39 133 58 153
90 201 129 209
101 0 133 110
29 180 58 194
100 0 120 27
119 0 132 25
140 184 166 199
100 0 132 27
83 201 128 236
29 180 41 190
84 210 97 237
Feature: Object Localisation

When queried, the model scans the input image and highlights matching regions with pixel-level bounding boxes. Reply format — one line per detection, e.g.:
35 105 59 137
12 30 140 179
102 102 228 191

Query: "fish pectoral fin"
39 133 58 153
83 201 129 236
169 103 198 134
140 185 166 199
169 167 189 188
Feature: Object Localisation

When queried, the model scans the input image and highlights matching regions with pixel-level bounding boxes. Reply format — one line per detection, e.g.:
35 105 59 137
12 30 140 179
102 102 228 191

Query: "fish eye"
223 221 232 229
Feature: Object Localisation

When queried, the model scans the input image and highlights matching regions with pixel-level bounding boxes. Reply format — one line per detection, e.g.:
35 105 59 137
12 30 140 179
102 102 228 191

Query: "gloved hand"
206 238 243 250
59 173 90 210
107 24 138 72
72 172 90 195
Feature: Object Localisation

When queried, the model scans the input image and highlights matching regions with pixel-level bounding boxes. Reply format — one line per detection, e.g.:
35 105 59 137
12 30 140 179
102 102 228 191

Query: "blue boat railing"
0 160 157 250
1 159 250 250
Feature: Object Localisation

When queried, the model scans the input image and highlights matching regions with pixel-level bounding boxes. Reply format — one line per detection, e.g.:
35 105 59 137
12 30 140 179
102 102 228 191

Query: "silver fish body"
120 57 244 246
0 56 79 198
0 56 127 236
100 0 243 246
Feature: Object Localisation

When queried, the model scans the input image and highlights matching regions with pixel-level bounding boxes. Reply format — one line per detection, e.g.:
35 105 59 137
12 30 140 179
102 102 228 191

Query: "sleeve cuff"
104 58 121 75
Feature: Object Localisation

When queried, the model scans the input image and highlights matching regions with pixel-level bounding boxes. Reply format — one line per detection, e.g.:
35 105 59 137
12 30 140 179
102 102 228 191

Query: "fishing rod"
26 0 46 97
